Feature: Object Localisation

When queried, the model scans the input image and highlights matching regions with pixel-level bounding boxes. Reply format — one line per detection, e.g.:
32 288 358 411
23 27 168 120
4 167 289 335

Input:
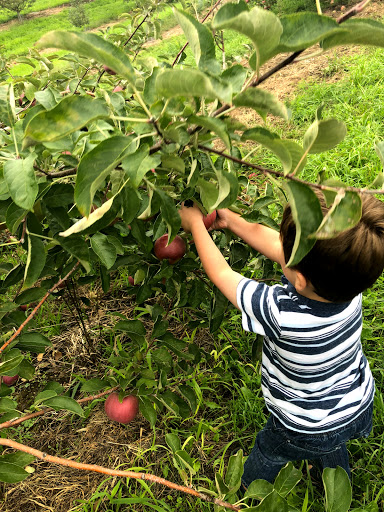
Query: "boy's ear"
294 271 308 292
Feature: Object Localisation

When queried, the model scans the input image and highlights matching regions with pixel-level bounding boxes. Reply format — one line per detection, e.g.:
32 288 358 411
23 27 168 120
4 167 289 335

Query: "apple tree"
0 0 383 508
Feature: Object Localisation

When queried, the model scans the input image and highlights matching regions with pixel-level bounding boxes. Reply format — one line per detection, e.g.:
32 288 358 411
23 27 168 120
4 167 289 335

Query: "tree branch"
197 144 384 195
0 438 243 511
0 262 80 355
0 386 119 430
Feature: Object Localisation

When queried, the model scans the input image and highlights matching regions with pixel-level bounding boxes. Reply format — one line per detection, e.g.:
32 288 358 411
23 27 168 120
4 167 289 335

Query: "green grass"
0 0 69 24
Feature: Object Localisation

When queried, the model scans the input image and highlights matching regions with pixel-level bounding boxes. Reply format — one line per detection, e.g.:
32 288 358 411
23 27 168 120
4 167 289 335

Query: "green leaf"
23 96 109 148
43 396 84 416
313 190 361 239
165 433 181 453
90 233 117 269
247 489 288 512
24 230 46 290
209 286 228 333
37 31 136 84
0 356 23 375
0 462 29 484
3 154 38 211
0 452 35 467
59 197 115 237
322 19 384 51
156 69 232 104
215 473 230 494
114 319 146 344
190 115 231 149
0 397 17 412
224 449 244 491
15 287 46 306
303 118 347 154
76 136 136 217
81 379 108 392
245 479 274 499
35 87 60 110
277 13 340 53
5 203 27 234
0 85 16 126
174 10 219 74
284 182 323 267
242 127 295 173
56 235 91 273
273 462 302 497
234 89 288 120
16 332 51 353
178 385 197 413
155 189 181 243
139 396 157 428
17 358 35 380
213 3 282 71
323 466 352 512
122 145 161 189
0 302 18 320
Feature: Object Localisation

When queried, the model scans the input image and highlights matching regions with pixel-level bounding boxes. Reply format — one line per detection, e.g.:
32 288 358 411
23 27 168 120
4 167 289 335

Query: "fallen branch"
0 438 244 511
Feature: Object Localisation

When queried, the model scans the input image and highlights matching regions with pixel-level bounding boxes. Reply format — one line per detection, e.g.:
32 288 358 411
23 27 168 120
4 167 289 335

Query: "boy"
179 191 384 487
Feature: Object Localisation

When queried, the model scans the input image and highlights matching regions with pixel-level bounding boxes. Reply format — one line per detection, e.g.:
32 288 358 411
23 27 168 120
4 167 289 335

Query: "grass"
0 0 69 24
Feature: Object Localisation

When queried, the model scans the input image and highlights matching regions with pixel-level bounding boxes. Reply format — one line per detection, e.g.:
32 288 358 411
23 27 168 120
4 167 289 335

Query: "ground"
1 2 384 511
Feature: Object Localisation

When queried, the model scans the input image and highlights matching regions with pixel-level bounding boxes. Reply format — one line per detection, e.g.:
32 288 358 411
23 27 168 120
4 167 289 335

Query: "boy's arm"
180 206 243 308
214 209 284 265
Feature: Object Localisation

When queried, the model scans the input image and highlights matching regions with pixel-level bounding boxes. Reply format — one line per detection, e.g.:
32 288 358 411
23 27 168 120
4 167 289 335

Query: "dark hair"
280 191 384 302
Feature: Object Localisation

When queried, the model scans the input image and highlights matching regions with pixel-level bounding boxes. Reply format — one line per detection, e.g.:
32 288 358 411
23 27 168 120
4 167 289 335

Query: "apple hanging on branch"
203 211 217 230
104 393 139 424
154 234 186 264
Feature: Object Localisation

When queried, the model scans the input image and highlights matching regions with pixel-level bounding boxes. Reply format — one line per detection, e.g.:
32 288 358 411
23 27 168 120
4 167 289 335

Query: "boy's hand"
179 203 204 233
209 209 232 230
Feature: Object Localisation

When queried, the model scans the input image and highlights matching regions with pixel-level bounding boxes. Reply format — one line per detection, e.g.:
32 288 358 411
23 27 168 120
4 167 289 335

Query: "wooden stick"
0 438 243 511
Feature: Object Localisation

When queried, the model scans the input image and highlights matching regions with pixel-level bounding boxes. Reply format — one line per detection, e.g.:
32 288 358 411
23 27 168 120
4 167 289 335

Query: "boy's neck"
295 284 332 303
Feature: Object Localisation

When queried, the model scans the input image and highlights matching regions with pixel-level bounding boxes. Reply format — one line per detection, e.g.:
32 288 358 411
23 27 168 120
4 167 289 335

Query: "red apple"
203 211 217 230
128 276 134 285
104 393 139 424
62 151 71 156
113 85 124 93
103 65 116 75
2 375 19 386
154 234 186 264
18 91 25 106
18 304 28 311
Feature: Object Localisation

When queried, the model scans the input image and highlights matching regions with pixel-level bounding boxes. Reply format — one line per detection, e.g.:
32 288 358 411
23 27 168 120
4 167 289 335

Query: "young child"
179 191 384 487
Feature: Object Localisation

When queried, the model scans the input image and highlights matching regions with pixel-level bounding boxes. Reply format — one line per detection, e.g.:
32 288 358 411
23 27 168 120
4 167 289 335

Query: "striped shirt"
237 276 374 433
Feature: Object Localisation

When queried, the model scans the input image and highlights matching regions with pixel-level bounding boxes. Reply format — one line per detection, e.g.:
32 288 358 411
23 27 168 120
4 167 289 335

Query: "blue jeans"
242 403 373 486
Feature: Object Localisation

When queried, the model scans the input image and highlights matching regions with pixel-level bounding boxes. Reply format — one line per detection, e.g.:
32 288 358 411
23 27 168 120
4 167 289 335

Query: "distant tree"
68 0 89 29
0 0 36 21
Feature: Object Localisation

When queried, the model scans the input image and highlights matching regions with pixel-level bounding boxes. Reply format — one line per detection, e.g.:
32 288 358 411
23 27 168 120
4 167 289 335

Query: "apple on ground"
104 393 139 424
113 85 124 93
19 304 29 311
128 276 134 285
2 375 19 386
154 234 186 264
203 211 217 230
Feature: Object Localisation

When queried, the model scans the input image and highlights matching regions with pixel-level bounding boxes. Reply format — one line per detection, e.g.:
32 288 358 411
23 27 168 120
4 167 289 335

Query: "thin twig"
0 438 243 511
124 13 149 47
197 144 384 195
0 262 80 355
172 0 225 67
0 387 119 430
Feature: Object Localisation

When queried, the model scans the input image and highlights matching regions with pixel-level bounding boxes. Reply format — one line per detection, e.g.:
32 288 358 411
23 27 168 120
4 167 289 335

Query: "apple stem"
0 437 242 511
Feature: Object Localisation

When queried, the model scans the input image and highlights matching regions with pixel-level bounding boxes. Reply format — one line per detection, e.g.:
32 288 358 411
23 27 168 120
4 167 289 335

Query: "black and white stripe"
237 277 374 433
